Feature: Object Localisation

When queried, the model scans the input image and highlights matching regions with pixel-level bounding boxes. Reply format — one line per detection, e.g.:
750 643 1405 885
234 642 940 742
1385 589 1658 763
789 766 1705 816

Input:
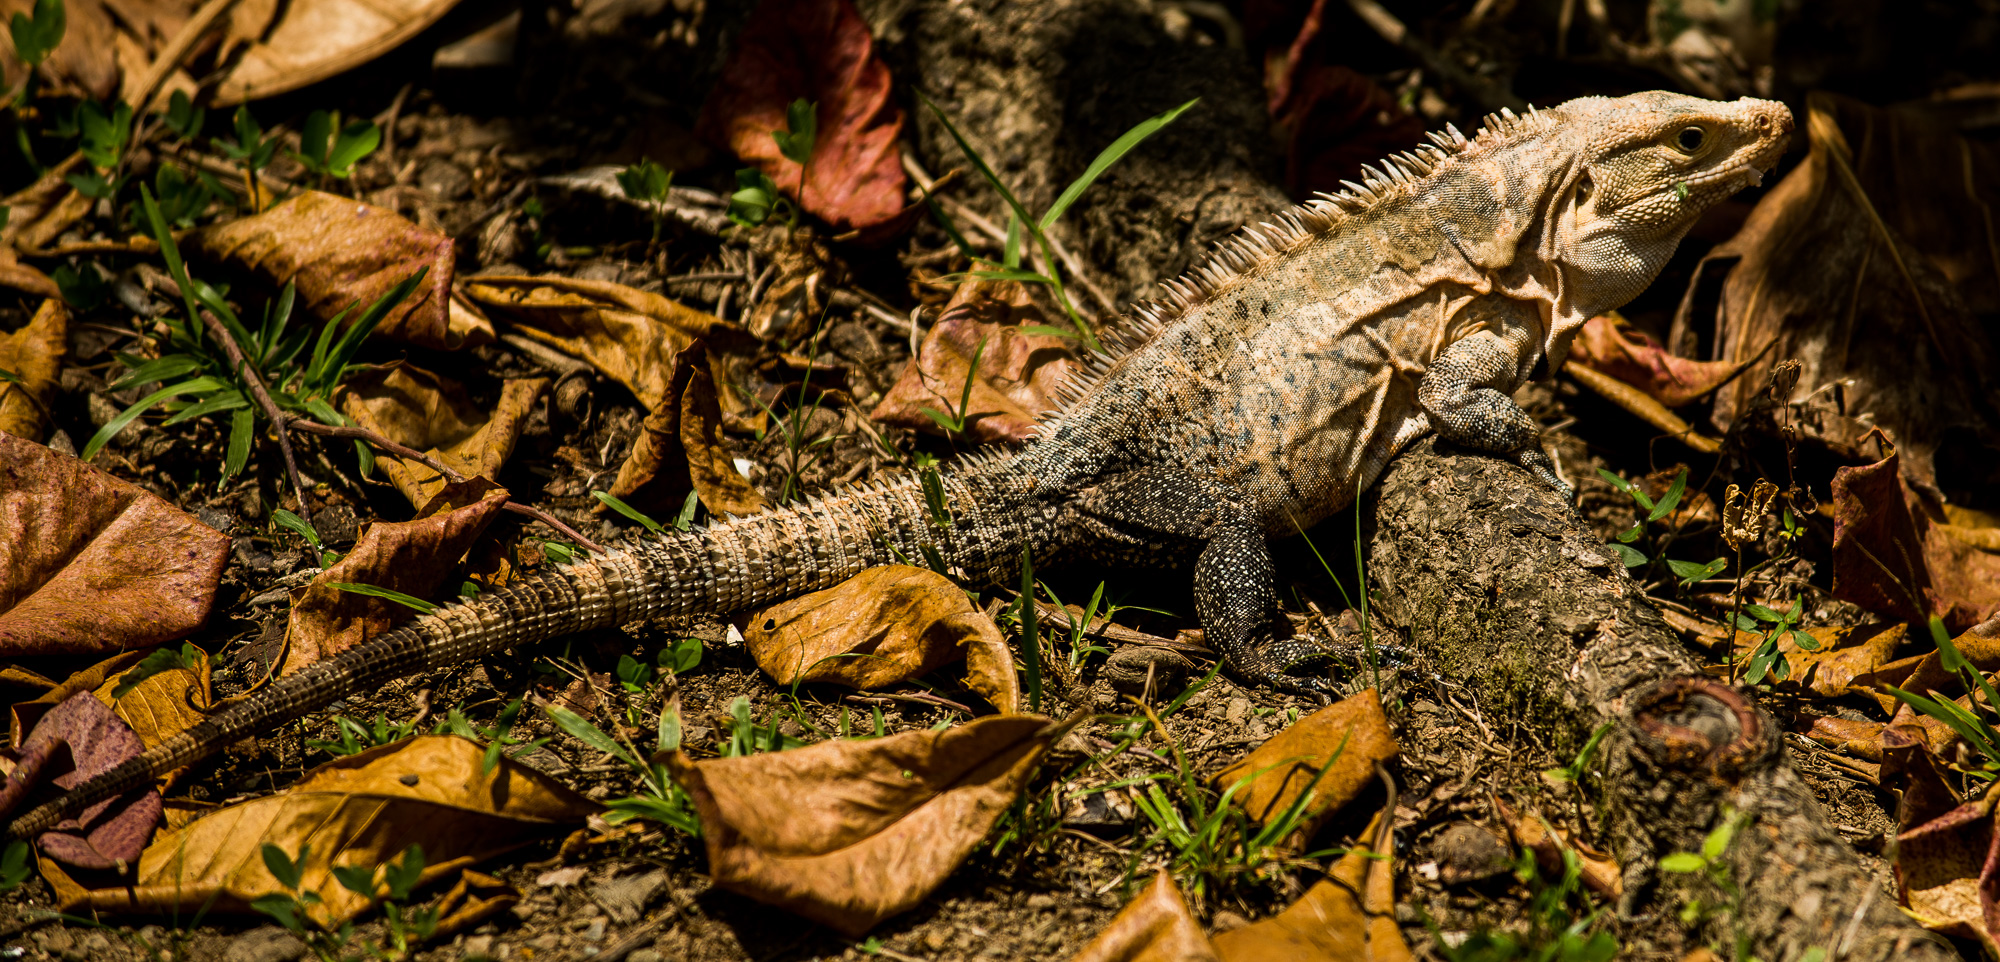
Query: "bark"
883 1 1950 958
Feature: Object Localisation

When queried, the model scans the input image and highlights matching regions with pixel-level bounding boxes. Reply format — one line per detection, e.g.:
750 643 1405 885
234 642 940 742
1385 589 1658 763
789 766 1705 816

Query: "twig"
197 309 307 506
499 333 592 377
284 416 608 554
665 270 748 285
372 82 414 168
1343 0 1524 114
128 0 247 111
745 262 778 307
844 691 976 715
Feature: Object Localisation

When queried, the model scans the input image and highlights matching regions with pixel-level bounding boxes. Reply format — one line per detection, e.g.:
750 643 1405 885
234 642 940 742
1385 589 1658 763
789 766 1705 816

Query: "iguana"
8 91 1791 841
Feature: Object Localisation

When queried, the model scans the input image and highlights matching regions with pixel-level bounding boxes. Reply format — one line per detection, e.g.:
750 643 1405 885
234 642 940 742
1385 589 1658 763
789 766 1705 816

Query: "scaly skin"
6 91 1792 842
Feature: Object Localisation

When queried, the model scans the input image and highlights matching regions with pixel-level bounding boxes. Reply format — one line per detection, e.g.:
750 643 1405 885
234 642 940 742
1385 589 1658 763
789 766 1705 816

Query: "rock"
1224 696 1253 726
592 868 669 923
1435 822 1512 886
222 927 308 962
1103 646 1192 694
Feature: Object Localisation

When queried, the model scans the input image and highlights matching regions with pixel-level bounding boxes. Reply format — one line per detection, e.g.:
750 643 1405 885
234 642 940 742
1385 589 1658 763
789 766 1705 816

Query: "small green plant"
543 702 701 835
306 712 419 756
923 94 1196 350
744 355 844 507
916 452 950 527
727 99 815 229
83 186 422 485
1734 597 1817 685
67 99 132 199
162 89 205 142
273 507 342 566
1014 544 1042 713
592 489 664 533
612 640 702 726
1659 809 1754 962
0 839 32 893
615 156 674 243
109 641 213 699
326 582 437 613
52 260 107 310
212 105 279 208
290 109 381 185
253 842 437 962
1596 467 1726 589
1434 831 1619 962
916 336 987 438
434 698 550 774
151 163 220 228
1889 617 2000 781
4 0 63 169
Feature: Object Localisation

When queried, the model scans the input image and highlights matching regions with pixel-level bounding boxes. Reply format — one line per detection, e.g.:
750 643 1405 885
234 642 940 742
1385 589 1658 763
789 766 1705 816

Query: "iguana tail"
6 453 1040 841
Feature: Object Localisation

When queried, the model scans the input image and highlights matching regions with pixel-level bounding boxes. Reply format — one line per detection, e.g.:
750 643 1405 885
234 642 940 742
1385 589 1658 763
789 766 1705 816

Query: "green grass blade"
109 354 201 391
160 388 247 426
918 91 1035 230
81 377 229 460
326 581 438 613
1038 98 1197 233
1648 468 1688 522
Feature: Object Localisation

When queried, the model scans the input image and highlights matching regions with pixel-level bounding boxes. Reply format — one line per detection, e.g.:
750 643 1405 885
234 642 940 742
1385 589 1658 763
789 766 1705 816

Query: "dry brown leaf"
871 281 1078 444
212 0 465 105
70 735 597 925
1895 792 2000 956
0 0 204 103
669 713 1057 936
1210 809 1412 962
1831 449 2000 631
693 0 907 232
1210 689 1398 848
337 362 547 510
1070 871 1220 962
1567 312 1743 409
186 191 491 350
960 613 1020 715
1670 92 2000 495
279 488 508 676
1494 796 1622 898
463 274 752 412
742 565 1005 695
0 434 230 657
1804 716 1891 762
0 299 66 440
609 341 766 518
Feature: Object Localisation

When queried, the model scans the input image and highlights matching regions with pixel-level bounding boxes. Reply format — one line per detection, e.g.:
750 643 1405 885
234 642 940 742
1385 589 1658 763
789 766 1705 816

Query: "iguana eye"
1674 126 1707 153
1574 171 1594 204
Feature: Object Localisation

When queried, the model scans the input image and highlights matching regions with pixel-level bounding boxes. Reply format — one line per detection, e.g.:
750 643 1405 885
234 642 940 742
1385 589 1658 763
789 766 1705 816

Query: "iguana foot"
1513 446 1575 502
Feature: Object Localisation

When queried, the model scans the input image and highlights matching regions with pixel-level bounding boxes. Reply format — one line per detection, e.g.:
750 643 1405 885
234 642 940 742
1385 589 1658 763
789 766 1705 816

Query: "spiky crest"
1024 103 1559 442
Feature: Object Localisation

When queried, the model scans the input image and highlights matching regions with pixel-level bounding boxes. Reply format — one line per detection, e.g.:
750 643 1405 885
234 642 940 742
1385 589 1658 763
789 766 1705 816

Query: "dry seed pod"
1722 480 1780 550
1768 359 1802 402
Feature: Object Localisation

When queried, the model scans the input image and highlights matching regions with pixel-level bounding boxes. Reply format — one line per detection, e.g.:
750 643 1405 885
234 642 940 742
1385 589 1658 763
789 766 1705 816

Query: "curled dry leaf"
1210 688 1398 848
669 713 1057 936
1070 871 1220 962
0 691 160 869
1895 792 2000 957
1670 92 2000 495
279 488 509 676
71 735 596 926
1718 479 1776 552
186 191 492 350
1208 809 1412 962
464 274 753 413
0 299 67 440
609 340 767 518
694 0 907 231
1566 312 1742 408
741 565 1016 711
338 362 548 510
1831 450 2000 631
211 0 466 104
0 434 230 657
871 281 1078 444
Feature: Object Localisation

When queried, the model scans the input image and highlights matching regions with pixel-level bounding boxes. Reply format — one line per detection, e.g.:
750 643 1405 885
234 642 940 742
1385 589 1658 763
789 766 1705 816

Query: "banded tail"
7 454 1040 840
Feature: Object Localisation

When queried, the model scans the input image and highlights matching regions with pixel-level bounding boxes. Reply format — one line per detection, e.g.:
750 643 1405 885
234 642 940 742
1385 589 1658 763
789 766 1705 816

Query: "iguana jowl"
8 91 1792 840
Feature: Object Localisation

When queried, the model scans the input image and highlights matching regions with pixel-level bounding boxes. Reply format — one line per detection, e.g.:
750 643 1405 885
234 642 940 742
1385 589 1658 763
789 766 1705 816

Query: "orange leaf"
610 341 766 517
1831 449 2000 631
1210 809 1411 961
743 565 1007 698
1210 689 1399 848
0 434 229 657
186 190 492 350
1071 871 1220 962
871 281 1078 444
669 714 1058 935
0 299 66 440
1566 312 1742 408
338 362 547 510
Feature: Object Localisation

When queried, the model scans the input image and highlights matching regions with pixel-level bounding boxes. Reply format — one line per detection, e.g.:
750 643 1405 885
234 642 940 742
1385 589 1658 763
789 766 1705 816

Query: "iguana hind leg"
1068 470 1335 695
1417 328 1574 500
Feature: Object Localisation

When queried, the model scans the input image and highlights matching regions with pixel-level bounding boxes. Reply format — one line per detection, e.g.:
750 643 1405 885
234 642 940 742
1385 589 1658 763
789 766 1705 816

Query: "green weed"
543 702 701 835
253 842 437 962
305 713 419 757
1433 832 1618 962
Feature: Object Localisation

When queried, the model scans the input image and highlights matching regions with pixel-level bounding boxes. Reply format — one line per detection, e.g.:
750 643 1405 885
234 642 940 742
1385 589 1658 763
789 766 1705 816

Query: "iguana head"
1550 91 1793 314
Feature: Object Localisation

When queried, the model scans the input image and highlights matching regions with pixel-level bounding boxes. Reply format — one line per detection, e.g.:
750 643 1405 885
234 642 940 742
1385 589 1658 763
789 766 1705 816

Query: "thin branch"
197 309 307 506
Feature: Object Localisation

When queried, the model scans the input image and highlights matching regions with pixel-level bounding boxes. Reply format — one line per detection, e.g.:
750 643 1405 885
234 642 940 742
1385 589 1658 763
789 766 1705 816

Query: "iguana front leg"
1068 471 1335 694
1417 327 1574 500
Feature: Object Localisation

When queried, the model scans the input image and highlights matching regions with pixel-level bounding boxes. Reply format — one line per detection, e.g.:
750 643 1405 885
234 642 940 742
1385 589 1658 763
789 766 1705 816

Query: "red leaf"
0 692 161 867
695 0 907 231
1567 313 1743 408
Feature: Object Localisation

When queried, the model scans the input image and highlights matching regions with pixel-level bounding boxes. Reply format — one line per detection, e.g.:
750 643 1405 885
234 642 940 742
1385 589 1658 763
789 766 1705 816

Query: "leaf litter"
0 0 1997 959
